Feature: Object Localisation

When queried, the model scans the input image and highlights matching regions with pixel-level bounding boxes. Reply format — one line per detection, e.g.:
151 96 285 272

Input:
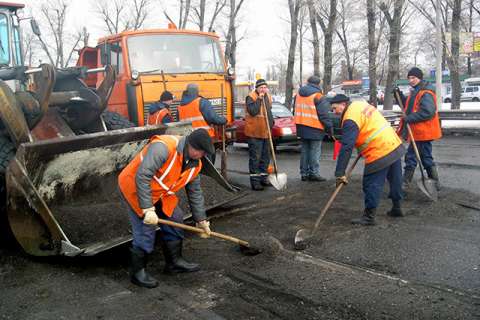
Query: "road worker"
331 94 406 225
244 79 274 190
294 75 333 182
395 67 442 190
147 91 174 125
118 129 214 288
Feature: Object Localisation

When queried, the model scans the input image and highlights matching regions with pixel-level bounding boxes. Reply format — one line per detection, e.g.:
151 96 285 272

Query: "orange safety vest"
294 93 325 130
148 108 171 125
399 90 442 141
342 101 402 164
244 91 272 139
118 135 202 218
177 97 215 137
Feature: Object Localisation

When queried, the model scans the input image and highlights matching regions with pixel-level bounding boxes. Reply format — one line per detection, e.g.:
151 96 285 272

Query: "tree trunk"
318 0 337 93
285 0 301 110
450 0 462 110
380 0 404 110
367 0 377 106
307 0 320 77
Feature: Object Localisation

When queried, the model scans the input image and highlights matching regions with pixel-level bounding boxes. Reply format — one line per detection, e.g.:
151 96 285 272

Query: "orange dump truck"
77 26 236 145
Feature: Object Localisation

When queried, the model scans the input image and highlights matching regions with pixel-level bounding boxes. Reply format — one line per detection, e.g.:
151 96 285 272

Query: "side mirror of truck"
100 43 111 65
30 19 41 36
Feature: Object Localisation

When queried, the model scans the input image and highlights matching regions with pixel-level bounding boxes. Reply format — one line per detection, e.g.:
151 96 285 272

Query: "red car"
233 102 299 147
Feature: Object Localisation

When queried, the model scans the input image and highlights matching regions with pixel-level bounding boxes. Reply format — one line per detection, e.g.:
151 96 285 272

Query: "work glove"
142 207 158 225
335 176 349 188
196 220 211 238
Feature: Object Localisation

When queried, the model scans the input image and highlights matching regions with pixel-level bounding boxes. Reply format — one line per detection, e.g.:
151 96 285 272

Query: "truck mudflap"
6 123 240 256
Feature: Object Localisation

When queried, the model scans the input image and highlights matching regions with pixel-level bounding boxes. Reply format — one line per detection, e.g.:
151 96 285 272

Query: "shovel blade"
268 172 287 191
416 178 438 202
294 228 313 251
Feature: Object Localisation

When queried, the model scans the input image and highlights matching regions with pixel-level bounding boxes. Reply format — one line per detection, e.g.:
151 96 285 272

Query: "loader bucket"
5 124 240 257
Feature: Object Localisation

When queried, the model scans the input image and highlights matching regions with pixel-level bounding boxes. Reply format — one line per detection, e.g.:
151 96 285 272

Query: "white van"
444 85 480 103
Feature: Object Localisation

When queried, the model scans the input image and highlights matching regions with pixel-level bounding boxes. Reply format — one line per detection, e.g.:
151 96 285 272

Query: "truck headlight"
227 67 235 76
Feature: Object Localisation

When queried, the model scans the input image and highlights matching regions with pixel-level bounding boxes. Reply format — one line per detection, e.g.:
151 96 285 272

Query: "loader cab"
0 3 24 68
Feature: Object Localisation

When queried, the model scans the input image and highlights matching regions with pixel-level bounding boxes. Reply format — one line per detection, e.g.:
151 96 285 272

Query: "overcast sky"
17 0 294 80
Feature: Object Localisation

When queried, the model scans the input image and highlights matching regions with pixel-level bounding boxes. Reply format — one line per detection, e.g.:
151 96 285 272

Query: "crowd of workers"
117 67 442 288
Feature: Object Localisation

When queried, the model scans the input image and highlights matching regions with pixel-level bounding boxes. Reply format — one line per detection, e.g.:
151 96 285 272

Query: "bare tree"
285 0 303 110
297 6 310 85
178 0 192 29
35 0 83 68
316 0 338 92
191 0 227 32
366 0 386 106
22 31 37 67
224 0 245 70
95 0 151 34
450 0 462 110
379 0 406 110
307 0 320 77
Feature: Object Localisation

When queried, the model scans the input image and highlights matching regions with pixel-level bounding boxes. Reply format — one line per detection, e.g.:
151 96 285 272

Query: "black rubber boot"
386 201 403 217
426 166 440 191
351 208 376 226
250 178 264 191
309 175 327 182
402 167 415 189
162 240 200 274
130 247 158 288
260 174 272 186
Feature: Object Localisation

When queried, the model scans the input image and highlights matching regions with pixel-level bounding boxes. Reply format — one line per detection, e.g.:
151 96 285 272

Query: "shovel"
394 90 438 202
262 97 287 190
294 154 362 250
156 218 261 256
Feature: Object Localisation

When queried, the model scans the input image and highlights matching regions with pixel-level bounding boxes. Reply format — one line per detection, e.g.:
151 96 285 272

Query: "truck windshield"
0 14 9 65
128 34 224 74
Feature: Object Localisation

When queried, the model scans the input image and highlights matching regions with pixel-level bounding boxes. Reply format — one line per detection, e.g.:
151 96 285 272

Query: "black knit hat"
255 78 268 88
160 91 174 102
307 75 321 86
329 94 350 104
187 129 215 155
407 67 423 80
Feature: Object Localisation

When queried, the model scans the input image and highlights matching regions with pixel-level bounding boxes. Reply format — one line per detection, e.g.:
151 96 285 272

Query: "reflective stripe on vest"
294 93 324 130
342 101 402 164
178 97 215 137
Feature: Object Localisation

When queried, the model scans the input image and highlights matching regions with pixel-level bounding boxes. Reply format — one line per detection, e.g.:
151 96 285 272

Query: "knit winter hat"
329 93 350 104
307 75 321 86
160 91 174 102
255 79 268 88
407 67 423 80
186 129 215 155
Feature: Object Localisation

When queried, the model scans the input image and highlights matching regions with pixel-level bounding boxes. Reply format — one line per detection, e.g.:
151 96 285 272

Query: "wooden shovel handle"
157 218 250 247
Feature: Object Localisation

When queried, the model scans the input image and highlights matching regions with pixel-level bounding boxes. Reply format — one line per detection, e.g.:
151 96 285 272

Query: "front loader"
0 3 240 257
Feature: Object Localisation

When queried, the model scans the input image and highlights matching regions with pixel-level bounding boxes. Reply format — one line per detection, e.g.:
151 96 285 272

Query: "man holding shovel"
331 94 406 226
395 67 442 190
118 129 214 288
245 79 274 191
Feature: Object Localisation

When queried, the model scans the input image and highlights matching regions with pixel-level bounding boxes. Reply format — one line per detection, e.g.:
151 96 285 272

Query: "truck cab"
77 27 236 143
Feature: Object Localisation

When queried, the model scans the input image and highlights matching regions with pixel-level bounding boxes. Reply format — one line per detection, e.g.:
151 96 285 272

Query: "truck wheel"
102 111 135 131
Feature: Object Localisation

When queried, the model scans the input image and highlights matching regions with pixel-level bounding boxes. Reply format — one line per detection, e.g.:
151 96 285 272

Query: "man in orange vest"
331 94 406 225
396 67 442 190
147 91 174 125
294 75 333 181
118 129 214 288
245 79 274 190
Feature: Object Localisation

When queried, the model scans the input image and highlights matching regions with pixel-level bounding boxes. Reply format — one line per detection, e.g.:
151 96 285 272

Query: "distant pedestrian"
244 79 274 190
293 75 333 181
148 91 174 125
395 67 442 190
331 94 406 226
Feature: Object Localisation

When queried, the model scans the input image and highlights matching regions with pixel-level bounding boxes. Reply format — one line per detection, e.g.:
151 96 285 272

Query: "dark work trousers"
247 137 271 184
404 140 435 170
363 158 403 209
128 203 185 254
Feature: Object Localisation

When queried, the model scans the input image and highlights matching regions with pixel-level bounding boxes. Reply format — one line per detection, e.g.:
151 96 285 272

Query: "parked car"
234 102 299 147
444 86 480 103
